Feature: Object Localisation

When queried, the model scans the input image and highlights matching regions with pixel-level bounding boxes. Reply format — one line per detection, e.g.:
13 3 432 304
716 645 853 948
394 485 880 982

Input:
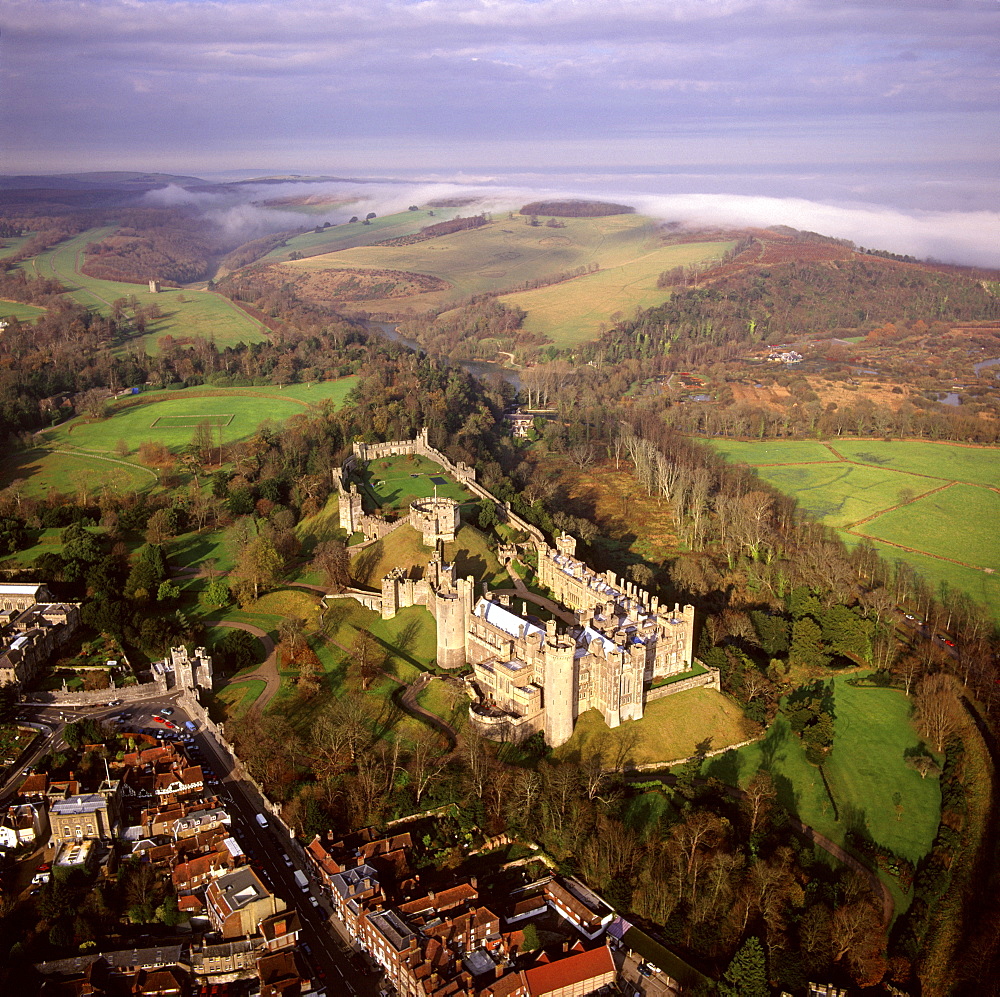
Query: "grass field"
707 437 1000 618
216 679 267 720
1 380 355 499
277 214 732 346
19 227 267 351
705 677 941 865
497 240 733 348
0 299 47 322
554 688 752 768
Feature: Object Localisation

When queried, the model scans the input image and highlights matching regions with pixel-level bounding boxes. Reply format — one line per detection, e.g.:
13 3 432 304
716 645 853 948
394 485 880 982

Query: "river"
369 321 523 391
973 357 1000 378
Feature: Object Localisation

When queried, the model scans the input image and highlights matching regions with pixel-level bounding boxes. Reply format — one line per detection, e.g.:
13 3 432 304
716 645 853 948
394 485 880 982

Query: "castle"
327 431 704 748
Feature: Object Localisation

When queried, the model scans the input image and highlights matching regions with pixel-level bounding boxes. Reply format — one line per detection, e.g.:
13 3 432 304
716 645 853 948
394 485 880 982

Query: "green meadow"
19 227 267 351
705 677 941 867
707 437 1000 618
361 452 477 512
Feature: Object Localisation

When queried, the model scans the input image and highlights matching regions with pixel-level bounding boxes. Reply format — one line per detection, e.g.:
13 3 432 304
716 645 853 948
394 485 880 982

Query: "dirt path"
399 673 459 752
208 620 279 710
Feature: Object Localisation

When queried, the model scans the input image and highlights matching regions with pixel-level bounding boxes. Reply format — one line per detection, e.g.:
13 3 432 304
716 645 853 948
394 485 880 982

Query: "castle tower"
339 483 363 534
555 532 577 559
410 496 460 547
543 629 577 748
435 578 472 669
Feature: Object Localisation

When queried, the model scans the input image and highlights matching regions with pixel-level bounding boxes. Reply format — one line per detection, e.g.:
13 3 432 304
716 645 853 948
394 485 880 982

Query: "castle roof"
474 599 544 643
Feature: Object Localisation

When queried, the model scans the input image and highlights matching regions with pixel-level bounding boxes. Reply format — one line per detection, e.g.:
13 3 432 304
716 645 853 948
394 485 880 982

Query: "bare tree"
914 672 962 753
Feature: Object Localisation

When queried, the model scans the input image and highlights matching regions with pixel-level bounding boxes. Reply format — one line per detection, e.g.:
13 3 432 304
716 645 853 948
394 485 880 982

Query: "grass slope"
277 214 732 344
498 240 733 348
19 227 266 352
263 209 442 262
554 688 751 767
0 300 47 322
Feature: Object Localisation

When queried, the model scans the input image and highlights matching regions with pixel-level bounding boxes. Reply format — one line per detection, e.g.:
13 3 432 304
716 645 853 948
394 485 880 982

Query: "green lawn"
831 440 1000 488
19 227 267 351
705 677 941 865
709 439 841 465
360 453 477 512
0 380 357 499
554 688 751 768
0 299 47 323
216 679 267 720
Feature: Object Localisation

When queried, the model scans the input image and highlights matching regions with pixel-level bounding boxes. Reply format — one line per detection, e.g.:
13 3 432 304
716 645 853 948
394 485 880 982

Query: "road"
4 695 380 996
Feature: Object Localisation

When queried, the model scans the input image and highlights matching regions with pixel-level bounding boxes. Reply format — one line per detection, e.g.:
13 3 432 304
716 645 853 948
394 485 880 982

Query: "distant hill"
519 200 635 217
0 172 206 190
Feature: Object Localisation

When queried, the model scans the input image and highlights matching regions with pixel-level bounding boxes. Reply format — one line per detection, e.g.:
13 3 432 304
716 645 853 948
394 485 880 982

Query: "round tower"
543 632 577 747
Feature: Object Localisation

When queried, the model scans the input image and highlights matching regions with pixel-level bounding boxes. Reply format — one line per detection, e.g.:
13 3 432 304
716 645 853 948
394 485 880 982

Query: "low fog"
144 177 1000 270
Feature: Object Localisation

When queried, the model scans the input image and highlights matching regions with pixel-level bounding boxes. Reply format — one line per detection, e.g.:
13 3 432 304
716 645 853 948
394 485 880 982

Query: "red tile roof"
523 946 615 997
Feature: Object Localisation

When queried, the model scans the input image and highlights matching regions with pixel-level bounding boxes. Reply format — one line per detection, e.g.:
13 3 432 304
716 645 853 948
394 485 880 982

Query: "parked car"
160 707 175 716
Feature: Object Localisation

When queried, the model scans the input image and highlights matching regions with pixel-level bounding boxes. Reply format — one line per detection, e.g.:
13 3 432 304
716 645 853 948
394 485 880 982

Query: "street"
4 693 380 996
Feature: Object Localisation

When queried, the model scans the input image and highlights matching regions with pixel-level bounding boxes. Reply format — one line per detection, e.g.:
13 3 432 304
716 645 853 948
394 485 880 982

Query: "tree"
743 770 777 836
913 672 961 753
311 538 352 592
231 534 282 603
719 936 768 997
350 628 383 690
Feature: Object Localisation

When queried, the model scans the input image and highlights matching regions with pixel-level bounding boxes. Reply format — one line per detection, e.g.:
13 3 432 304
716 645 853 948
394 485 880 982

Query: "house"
48 779 121 845
0 801 48 848
523 945 616 997
205 867 286 940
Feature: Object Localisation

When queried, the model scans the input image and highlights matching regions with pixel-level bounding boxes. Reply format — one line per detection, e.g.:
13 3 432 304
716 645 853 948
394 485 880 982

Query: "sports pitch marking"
149 413 236 429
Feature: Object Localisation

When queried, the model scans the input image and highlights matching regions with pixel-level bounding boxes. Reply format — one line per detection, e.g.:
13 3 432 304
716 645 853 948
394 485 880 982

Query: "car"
121 712 132 720
160 707 175 716
904 614 916 621
283 854 294 867
107 699 123 707
309 895 320 907
255 813 269 829
944 639 956 647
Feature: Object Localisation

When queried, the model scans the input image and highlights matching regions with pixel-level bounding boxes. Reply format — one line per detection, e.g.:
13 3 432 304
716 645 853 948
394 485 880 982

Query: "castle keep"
327 431 703 748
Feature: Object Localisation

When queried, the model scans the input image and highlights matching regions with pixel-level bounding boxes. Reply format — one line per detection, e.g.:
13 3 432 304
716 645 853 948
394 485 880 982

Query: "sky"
2 0 999 260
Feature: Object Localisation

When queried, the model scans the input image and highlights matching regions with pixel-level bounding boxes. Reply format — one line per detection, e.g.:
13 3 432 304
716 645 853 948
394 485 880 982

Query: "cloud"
142 176 1000 267
2 0 998 172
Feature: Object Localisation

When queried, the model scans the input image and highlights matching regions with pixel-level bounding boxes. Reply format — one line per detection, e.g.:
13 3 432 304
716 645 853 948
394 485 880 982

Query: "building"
205 867 286 940
0 591 80 689
152 645 213 694
0 801 48 849
326 432 705 749
48 780 121 845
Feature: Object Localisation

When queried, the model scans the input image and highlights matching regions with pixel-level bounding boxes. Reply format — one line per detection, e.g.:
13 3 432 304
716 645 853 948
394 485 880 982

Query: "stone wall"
26 678 167 706
644 666 720 702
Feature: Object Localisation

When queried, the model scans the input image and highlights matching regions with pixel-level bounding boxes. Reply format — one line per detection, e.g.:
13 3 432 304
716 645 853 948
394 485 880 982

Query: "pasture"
277 214 732 345
707 437 1000 618
263 208 442 262
554 687 751 768
19 227 267 351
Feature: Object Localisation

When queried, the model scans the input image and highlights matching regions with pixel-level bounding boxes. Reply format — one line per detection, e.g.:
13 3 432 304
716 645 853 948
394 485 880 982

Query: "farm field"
554 687 751 767
19 227 267 351
497 239 733 348
705 677 941 865
0 299 47 322
0 380 356 498
275 213 732 345
707 437 1000 618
